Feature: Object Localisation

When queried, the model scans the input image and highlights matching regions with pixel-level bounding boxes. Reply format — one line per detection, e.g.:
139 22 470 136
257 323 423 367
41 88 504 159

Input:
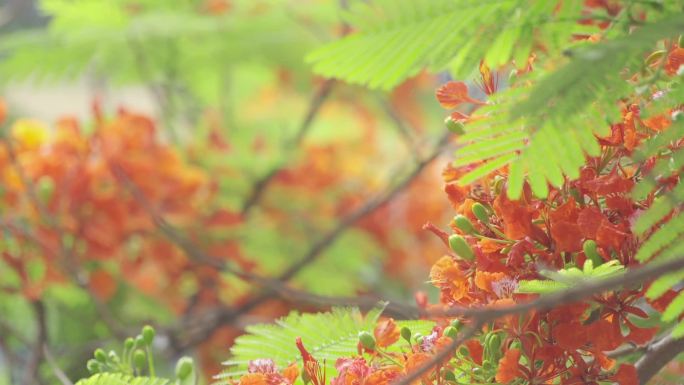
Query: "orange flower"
665 47 684 75
366 367 401 385
429 256 469 302
282 363 299 384
374 318 400 348
495 348 521 383
239 374 268 385
436 81 485 109
404 352 430 377
0 98 6 126
474 271 506 293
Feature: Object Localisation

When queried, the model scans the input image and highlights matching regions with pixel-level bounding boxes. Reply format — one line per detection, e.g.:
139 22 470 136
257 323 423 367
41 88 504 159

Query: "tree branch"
636 333 684 385
21 300 47 385
240 79 335 216
154 132 452 351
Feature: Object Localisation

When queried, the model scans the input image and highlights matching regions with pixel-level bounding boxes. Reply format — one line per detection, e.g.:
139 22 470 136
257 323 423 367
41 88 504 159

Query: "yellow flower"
11 119 49 150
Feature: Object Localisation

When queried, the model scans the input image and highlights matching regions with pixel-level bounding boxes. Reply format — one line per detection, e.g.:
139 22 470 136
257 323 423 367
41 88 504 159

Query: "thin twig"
240 79 335 216
378 97 421 159
43 345 74 385
160 132 451 351
21 301 47 385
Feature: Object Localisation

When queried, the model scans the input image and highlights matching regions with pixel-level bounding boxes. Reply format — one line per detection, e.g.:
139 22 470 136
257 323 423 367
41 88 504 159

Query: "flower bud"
450 319 463 331
458 346 469 357
493 176 505 195
486 334 501 352
444 116 465 135
400 326 412 343
133 349 147 370
94 348 107 363
124 337 135 354
135 335 145 348
583 240 603 267
448 235 475 261
175 357 194 380
108 350 119 364
86 359 100 374
142 325 156 346
482 360 493 371
453 215 477 235
358 331 376 350
645 50 666 65
443 326 458 339
444 371 456 382
471 203 489 224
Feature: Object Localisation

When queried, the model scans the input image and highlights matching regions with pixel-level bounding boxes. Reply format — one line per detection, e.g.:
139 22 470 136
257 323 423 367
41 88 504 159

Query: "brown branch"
636 333 684 385
159 132 452 351
240 79 335 216
378 98 421 159
21 300 47 385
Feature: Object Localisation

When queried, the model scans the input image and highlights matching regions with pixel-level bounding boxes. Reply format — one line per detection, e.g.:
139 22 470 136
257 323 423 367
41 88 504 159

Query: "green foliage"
76 373 170 385
633 119 684 338
307 0 586 90
517 260 624 294
309 0 684 199
218 304 434 381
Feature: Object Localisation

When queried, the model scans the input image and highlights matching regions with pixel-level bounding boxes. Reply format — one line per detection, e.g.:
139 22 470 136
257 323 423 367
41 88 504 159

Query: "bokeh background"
0 1 459 383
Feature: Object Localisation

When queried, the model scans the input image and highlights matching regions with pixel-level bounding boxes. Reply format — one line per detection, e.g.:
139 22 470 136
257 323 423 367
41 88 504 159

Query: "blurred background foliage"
0 0 453 384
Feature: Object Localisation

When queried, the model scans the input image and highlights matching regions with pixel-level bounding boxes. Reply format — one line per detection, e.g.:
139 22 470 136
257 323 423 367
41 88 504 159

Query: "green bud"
133 349 147 370
645 50 666 66
414 333 424 345
175 357 194 380
448 235 475 261
134 335 145 348
471 203 489 224
400 326 412 343
108 351 119 363
443 326 458 339
583 240 603 267
493 176 505 195
445 116 465 135
450 319 463 330
86 359 100 374
482 360 493 371
458 346 470 357
453 215 477 235
358 331 376 350
487 334 501 352
444 371 456 382
142 325 156 346
124 337 135 352
94 348 107 363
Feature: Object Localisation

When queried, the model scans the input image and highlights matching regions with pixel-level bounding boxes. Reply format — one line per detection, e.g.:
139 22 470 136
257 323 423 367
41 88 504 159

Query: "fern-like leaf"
75 373 170 385
216 304 433 382
517 260 625 294
307 0 586 90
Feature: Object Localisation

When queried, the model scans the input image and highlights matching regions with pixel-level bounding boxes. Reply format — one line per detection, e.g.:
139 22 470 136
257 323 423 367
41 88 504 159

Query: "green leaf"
75 373 170 385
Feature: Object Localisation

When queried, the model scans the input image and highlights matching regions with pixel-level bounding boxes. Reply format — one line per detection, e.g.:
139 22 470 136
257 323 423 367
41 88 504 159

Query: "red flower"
495 348 522 383
436 81 485 109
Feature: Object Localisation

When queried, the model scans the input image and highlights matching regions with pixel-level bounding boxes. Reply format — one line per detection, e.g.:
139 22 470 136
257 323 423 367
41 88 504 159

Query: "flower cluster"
230 8 683 385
